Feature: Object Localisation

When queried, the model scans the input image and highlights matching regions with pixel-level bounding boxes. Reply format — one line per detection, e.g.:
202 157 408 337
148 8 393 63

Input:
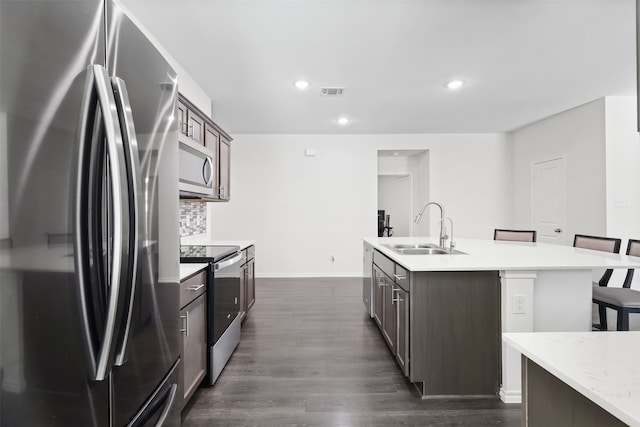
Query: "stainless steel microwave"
179 136 216 198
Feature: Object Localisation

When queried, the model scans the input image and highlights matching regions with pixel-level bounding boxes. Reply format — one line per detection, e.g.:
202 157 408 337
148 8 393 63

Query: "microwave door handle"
110 77 141 366
91 65 130 381
203 156 213 185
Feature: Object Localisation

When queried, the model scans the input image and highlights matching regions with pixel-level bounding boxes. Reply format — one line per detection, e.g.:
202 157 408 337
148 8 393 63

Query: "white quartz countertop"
363 237 640 272
180 235 255 251
503 332 640 426
179 263 208 281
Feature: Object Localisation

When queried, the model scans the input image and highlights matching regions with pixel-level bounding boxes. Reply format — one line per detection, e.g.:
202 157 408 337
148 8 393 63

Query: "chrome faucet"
414 201 448 249
442 216 455 251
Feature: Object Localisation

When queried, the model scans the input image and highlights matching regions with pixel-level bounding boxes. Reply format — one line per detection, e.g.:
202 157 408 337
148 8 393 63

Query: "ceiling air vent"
320 87 345 96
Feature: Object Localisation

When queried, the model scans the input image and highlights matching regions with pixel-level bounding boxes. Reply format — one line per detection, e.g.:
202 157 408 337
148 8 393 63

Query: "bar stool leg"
598 304 608 330
617 309 629 331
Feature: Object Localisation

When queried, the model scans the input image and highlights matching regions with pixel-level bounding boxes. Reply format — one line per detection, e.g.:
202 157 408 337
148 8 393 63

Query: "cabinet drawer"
373 250 395 279
394 265 409 291
180 270 207 308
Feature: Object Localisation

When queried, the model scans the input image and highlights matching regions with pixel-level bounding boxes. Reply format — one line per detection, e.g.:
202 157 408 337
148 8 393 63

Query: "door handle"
111 76 142 367
89 64 130 382
554 228 563 233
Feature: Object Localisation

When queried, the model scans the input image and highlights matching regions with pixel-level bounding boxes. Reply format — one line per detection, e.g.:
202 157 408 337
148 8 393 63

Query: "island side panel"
410 271 501 397
523 356 626 427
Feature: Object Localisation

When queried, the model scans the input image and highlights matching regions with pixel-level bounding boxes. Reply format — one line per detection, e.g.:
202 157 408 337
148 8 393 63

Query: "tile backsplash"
179 200 207 237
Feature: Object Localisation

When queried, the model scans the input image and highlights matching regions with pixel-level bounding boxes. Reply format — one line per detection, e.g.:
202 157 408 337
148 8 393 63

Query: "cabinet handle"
180 311 189 336
392 288 402 304
234 297 238 305
189 283 205 291
393 274 406 281
227 314 231 319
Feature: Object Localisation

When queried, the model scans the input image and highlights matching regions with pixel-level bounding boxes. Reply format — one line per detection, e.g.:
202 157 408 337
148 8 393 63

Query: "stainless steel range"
180 245 243 385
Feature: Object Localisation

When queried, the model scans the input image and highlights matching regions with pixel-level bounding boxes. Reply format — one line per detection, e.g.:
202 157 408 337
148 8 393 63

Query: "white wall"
117 0 211 114
604 96 640 248
510 99 607 243
207 133 511 277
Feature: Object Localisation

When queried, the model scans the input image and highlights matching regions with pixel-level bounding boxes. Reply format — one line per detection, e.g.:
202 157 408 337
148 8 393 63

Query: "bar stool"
494 229 537 242
592 239 640 331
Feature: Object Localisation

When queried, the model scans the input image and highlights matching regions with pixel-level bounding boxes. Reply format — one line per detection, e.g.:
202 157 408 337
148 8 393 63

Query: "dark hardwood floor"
182 278 521 426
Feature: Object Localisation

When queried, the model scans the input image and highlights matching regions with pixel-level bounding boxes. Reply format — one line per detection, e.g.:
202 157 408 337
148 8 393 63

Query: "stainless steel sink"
382 243 466 255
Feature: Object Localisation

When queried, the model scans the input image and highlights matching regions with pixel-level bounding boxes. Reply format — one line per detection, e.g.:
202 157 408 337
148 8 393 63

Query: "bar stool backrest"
573 234 622 287
494 229 537 242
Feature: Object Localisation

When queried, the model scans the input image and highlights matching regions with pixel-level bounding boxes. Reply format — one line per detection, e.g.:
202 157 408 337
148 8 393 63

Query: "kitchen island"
363 237 640 403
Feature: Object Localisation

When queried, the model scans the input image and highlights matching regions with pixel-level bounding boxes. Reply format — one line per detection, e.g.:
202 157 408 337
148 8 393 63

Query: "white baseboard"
499 388 522 404
256 272 361 279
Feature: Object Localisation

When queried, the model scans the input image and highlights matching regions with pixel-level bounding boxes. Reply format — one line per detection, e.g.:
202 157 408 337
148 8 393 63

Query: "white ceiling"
121 0 636 135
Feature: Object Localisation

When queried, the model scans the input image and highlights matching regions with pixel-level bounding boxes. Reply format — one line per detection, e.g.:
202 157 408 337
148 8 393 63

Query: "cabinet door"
239 262 247 321
382 277 396 353
218 137 231 200
187 109 205 145
177 99 188 136
247 258 255 311
395 286 409 376
180 293 207 409
373 267 384 328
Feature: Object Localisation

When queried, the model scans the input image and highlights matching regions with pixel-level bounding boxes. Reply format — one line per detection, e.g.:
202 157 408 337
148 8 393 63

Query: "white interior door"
532 158 566 244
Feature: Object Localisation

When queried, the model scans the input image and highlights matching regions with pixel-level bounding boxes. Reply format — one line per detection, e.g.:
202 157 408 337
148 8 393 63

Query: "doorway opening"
377 150 429 237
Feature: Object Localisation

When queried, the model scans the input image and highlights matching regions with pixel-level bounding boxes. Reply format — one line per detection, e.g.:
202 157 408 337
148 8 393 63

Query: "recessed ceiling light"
294 80 310 90
393 152 399 156
337 117 350 126
445 80 465 90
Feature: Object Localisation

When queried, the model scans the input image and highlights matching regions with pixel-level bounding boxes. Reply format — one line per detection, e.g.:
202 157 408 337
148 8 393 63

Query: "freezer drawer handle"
189 283 205 292
155 383 178 427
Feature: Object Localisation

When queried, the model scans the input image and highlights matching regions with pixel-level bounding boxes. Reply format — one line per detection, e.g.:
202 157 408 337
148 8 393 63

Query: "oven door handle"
213 252 243 271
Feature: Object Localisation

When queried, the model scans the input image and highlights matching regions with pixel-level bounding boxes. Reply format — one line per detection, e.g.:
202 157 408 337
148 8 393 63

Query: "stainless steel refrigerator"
0 0 181 425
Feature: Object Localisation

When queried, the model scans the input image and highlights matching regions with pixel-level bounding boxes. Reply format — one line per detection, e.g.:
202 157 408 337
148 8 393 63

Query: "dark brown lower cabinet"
179 271 208 410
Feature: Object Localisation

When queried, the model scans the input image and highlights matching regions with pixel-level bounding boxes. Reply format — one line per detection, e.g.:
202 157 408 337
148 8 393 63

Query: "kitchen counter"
363 236 640 404
504 332 640 426
180 234 255 251
180 263 208 281
363 237 640 272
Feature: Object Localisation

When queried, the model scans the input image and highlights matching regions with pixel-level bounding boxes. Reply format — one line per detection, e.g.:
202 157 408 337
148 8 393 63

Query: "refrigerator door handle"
111 76 142 367
91 64 131 381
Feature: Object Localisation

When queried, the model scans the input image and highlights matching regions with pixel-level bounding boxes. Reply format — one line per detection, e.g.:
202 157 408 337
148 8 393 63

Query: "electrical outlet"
513 294 526 314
